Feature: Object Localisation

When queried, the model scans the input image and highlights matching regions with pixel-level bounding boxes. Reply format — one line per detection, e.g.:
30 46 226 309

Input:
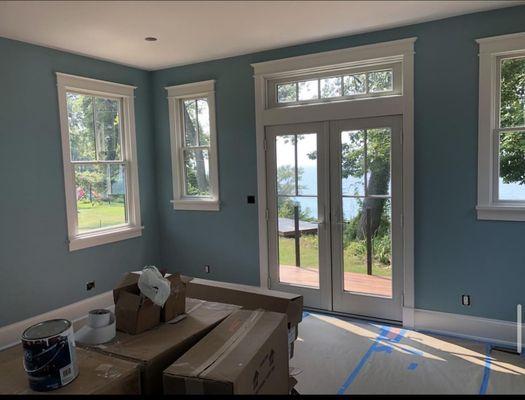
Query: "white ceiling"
0 1 522 70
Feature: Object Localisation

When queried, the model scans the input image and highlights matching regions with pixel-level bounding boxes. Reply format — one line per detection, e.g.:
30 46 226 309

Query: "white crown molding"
251 37 417 77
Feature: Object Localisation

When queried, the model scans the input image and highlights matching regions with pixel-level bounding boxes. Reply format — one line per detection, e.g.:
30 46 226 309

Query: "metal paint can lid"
22 319 71 340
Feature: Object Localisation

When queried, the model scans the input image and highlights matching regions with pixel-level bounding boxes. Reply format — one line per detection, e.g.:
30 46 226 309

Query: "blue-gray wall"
0 38 160 326
152 5 525 322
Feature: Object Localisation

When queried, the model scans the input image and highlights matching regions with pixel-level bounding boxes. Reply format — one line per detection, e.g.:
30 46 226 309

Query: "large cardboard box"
185 277 303 327
0 346 140 394
163 309 289 395
83 298 239 394
113 272 161 334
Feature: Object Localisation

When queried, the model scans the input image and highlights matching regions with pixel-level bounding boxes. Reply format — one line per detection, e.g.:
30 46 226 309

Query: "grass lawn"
77 200 126 232
278 236 392 277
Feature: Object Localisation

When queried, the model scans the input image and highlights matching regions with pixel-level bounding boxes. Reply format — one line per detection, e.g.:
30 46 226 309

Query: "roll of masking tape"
88 309 111 328
75 309 116 345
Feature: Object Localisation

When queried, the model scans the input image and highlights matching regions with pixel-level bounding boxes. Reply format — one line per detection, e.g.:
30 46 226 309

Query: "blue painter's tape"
407 362 418 370
302 311 310 319
479 344 492 395
338 326 417 394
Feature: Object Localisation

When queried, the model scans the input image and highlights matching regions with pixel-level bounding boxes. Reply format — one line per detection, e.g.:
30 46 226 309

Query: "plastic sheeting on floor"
291 312 525 395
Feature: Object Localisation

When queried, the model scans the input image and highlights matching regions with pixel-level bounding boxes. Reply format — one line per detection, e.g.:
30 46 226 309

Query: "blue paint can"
22 319 79 391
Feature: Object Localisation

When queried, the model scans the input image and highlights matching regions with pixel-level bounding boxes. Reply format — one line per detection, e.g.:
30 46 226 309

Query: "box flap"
184 277 303 326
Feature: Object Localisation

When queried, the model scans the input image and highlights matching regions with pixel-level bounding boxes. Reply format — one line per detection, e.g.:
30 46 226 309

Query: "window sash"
268 62 401 108
493 127 525 203
180 146 212 198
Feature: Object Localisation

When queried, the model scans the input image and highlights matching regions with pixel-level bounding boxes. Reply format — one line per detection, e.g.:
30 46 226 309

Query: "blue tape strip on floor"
337 326 411 394
479 344 492 395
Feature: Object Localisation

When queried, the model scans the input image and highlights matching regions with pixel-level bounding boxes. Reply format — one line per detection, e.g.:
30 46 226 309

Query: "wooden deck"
279 264 392 298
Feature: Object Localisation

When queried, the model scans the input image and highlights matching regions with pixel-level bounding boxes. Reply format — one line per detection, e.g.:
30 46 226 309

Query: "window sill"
69 225 143 251
171 199 220 211
476 205 525 221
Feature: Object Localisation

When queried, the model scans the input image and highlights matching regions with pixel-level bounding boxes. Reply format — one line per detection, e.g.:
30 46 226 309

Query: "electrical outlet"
86 281 95 291
247 195 256 204
462 294 471 306
204 265 211 274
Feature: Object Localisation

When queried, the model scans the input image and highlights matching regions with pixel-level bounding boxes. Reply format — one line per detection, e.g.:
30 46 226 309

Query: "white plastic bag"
137 266 171 307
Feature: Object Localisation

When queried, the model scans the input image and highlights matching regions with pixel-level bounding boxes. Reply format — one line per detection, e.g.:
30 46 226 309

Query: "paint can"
21 319 79 391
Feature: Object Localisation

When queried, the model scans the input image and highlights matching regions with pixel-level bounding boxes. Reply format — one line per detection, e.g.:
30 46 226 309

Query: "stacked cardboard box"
0 346 140 395
185 277 303 358
163 309 289 394
82 298 239 394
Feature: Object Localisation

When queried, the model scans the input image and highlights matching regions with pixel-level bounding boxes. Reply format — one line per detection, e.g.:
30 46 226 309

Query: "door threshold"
303 306 402 327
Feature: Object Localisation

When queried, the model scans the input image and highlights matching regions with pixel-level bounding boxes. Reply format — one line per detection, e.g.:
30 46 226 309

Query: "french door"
266 116 403 321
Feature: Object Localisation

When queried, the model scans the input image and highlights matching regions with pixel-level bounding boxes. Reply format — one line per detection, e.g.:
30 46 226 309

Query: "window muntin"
495 55 525 202
166 80 219 211
271 64 398 107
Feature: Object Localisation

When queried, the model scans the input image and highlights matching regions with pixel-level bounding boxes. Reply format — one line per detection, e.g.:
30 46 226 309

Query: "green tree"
500 58 525 185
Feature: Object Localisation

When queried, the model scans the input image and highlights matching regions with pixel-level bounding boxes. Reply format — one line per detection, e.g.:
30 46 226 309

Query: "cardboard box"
0 346 140 395
113 272 161 335
161 273 189 322
83 298 239 394
185 277 303 327
163 309 289 395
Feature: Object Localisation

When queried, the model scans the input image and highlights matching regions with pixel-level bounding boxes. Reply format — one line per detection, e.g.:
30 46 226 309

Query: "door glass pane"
367 128 391 196
297 134 317 196
275 132 319 289
184 149 210 196
298 80 318 101
74 164 127 233
341 130 365 196
499 131 525 200
341 128 392 298
276 135 296 195
277 196 319 288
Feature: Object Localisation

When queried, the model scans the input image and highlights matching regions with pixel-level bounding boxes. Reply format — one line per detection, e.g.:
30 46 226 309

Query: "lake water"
286 165 525 222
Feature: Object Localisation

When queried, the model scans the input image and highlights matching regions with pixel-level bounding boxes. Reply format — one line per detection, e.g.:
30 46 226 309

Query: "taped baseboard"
407 307 521 349
0 291 113 351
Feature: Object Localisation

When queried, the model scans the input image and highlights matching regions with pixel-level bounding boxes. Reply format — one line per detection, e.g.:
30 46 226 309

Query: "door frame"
252 38 416 326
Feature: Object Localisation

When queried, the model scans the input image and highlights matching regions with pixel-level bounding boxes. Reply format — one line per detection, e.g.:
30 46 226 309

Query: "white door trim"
253 38 416 325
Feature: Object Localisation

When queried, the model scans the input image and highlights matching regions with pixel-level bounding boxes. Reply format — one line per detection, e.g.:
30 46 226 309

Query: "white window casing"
166 80 220 211
476 32 525 221
56 73 142 251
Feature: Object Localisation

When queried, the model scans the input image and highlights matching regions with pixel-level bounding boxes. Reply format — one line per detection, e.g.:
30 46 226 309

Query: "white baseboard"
405 307 522 349
0 291 114 351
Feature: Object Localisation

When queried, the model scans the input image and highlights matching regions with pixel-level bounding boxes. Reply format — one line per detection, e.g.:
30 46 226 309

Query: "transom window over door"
57 73 142 251
166 80 220 211
477 32 525 221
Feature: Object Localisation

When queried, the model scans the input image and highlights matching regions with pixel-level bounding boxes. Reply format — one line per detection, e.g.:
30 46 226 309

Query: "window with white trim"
267 61 401 108
166 80 220 211
477 33 525 221
57 73 142 251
